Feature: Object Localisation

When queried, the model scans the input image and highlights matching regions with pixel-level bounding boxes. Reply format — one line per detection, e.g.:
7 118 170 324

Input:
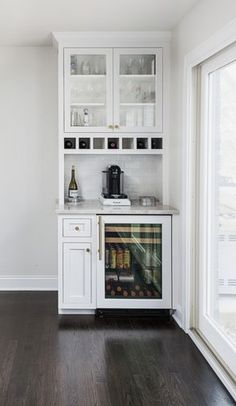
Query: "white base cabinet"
58 215 97 313
63 242 92 306
58 213 173 314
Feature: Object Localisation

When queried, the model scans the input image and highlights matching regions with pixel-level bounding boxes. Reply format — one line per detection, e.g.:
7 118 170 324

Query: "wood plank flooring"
0 292 234 406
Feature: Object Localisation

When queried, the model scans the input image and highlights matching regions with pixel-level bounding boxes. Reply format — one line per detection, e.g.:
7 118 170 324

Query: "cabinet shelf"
119 74 155 78
71 103 105 106
70 74 106 78
64 149 163 155
106 226 161 232
120 103 155 106
105 237 161 244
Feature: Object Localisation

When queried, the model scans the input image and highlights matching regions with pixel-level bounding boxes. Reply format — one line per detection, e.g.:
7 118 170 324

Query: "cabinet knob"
86 248 90 253
75 226 80 231
108 124 114 129
114 124 119 129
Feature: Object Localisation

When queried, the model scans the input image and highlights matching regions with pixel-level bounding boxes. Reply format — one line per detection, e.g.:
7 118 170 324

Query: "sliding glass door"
198 45 236 377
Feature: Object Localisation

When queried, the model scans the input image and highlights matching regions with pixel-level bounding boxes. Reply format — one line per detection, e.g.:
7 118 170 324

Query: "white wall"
0 47 58 283
170 0 236 325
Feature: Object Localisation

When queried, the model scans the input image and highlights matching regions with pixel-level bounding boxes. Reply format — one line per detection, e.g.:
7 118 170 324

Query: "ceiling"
0 0 199 46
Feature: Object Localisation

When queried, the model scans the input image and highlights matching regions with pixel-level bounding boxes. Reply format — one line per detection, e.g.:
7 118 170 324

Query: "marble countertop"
56 200 178 215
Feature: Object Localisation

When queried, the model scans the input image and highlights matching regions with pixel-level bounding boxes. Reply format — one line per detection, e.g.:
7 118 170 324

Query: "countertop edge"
55 200 179 215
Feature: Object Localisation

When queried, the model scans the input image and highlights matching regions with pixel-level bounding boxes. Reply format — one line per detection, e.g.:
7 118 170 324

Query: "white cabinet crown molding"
52 31 171 48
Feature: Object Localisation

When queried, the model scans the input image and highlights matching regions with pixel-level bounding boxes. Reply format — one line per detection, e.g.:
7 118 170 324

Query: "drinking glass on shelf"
138 56 145 74
81 61 90 75
126 57 133 74
94 59 100 75
135 86 141 102
142 91 147 102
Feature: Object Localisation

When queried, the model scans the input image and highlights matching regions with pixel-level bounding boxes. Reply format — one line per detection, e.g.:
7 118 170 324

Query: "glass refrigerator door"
104 223 162 299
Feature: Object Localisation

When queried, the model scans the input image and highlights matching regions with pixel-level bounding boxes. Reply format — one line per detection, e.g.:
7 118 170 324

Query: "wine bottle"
105 247 110 270
79 139 89 149
124 248 131 270
116 247 124 270
137 139 145 149
116 286 123 294
106 284 112 292
68 165 79 199
108 140 117 149
110 246 117 270
64 139 73 149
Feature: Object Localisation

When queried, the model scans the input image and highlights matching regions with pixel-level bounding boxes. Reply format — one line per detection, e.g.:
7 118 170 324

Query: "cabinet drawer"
63 218 92 237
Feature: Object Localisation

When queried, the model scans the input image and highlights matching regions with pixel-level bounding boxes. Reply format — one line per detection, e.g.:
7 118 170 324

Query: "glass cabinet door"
113 49 162 133
104 223 162 299
64 48 113 132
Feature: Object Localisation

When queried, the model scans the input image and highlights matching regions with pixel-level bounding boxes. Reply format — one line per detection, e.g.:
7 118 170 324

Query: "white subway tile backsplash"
64 155 162 202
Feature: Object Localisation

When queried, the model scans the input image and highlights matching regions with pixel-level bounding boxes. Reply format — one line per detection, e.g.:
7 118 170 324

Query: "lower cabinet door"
63 242 92 307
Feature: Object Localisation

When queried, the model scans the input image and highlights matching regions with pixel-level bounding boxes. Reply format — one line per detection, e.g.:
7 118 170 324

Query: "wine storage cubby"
122 138 134 149
108 138 119 150
64 137 76 149
93 137 105 149
137 138 148 149
78 137 90 149
63 135 163 154
151 138 162 149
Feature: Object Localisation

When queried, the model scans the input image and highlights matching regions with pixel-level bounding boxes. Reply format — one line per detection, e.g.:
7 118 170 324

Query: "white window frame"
182 18 236 400
198 46 236 378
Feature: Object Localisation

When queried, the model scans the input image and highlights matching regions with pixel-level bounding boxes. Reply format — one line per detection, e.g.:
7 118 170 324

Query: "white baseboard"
0 275 58 291
59 309 95 315
172 307 183 329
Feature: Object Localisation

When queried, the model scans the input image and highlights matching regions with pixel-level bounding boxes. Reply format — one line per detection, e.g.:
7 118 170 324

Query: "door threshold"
188 328 236 401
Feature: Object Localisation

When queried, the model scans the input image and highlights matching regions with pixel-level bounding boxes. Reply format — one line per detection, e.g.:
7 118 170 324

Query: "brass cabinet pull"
98 216 103 261
108 124 114 129
74 226 80 231
114 124 119 129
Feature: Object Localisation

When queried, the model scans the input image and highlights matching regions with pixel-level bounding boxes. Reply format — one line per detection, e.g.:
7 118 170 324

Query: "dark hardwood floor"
0 292 234 406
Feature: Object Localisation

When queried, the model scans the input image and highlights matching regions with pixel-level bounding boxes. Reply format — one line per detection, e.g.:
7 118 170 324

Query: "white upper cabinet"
64 48 113 132
64 47 162 133
114 48 162 133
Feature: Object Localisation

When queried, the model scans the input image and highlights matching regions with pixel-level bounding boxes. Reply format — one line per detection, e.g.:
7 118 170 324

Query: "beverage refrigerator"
97 215 172 309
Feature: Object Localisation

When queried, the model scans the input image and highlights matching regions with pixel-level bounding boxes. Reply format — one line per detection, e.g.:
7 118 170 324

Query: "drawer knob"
75 226 80 231
86 248 90 253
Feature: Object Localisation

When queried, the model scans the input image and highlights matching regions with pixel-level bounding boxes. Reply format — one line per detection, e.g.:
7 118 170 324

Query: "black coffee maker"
102 165 128 199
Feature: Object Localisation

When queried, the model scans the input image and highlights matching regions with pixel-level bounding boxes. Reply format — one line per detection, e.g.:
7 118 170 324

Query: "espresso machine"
100 165 131 206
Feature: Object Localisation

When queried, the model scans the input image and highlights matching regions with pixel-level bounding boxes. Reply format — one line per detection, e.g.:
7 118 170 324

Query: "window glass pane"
208 60 236 345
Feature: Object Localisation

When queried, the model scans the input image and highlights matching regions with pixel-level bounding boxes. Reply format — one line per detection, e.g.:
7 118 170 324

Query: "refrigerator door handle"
98 216 103 261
